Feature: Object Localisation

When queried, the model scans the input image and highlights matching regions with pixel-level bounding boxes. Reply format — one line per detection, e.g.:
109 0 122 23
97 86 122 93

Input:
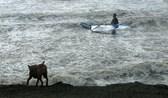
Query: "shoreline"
1 82 168 98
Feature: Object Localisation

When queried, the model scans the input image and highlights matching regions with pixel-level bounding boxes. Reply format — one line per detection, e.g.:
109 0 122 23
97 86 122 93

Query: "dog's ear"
28 65 31 69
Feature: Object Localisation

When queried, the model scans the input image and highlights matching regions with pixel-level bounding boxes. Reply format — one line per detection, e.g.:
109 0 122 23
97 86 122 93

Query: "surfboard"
80 22 91 29
91 24 129 32
80 22 129 32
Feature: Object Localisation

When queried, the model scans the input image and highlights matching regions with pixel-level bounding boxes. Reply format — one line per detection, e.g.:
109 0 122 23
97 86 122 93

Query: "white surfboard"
91 24 129 32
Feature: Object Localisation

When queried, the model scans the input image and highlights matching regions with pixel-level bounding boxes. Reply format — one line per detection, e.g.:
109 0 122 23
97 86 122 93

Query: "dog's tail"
42 61 45 65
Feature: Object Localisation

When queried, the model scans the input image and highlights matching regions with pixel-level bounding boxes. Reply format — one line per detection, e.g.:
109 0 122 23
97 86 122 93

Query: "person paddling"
111 13 119 34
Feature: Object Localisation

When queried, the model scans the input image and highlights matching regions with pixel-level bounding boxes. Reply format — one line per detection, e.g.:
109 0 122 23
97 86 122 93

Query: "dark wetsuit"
111 16 119 28
111 14 119 34
111 17 118 25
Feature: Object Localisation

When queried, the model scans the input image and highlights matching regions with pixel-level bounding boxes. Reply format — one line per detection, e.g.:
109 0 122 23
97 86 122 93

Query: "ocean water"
0 0 168 86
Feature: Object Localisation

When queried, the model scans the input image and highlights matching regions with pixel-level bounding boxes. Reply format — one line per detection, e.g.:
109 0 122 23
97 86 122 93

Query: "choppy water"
0 0 168 86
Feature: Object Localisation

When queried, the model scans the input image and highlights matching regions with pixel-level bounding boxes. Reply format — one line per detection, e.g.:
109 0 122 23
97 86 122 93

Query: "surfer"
111 13 119 34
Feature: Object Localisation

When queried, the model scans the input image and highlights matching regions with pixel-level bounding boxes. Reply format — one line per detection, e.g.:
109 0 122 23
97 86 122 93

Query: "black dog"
27 61 48 87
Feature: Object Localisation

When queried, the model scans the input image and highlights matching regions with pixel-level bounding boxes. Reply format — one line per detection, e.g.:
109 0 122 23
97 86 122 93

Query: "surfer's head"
113 13 117 17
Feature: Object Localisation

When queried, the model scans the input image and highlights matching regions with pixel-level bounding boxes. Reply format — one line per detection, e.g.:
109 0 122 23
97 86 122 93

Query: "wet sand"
0 82 168 98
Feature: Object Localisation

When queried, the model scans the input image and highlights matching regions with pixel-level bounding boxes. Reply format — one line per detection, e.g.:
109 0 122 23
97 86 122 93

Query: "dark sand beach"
1 82 168 98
